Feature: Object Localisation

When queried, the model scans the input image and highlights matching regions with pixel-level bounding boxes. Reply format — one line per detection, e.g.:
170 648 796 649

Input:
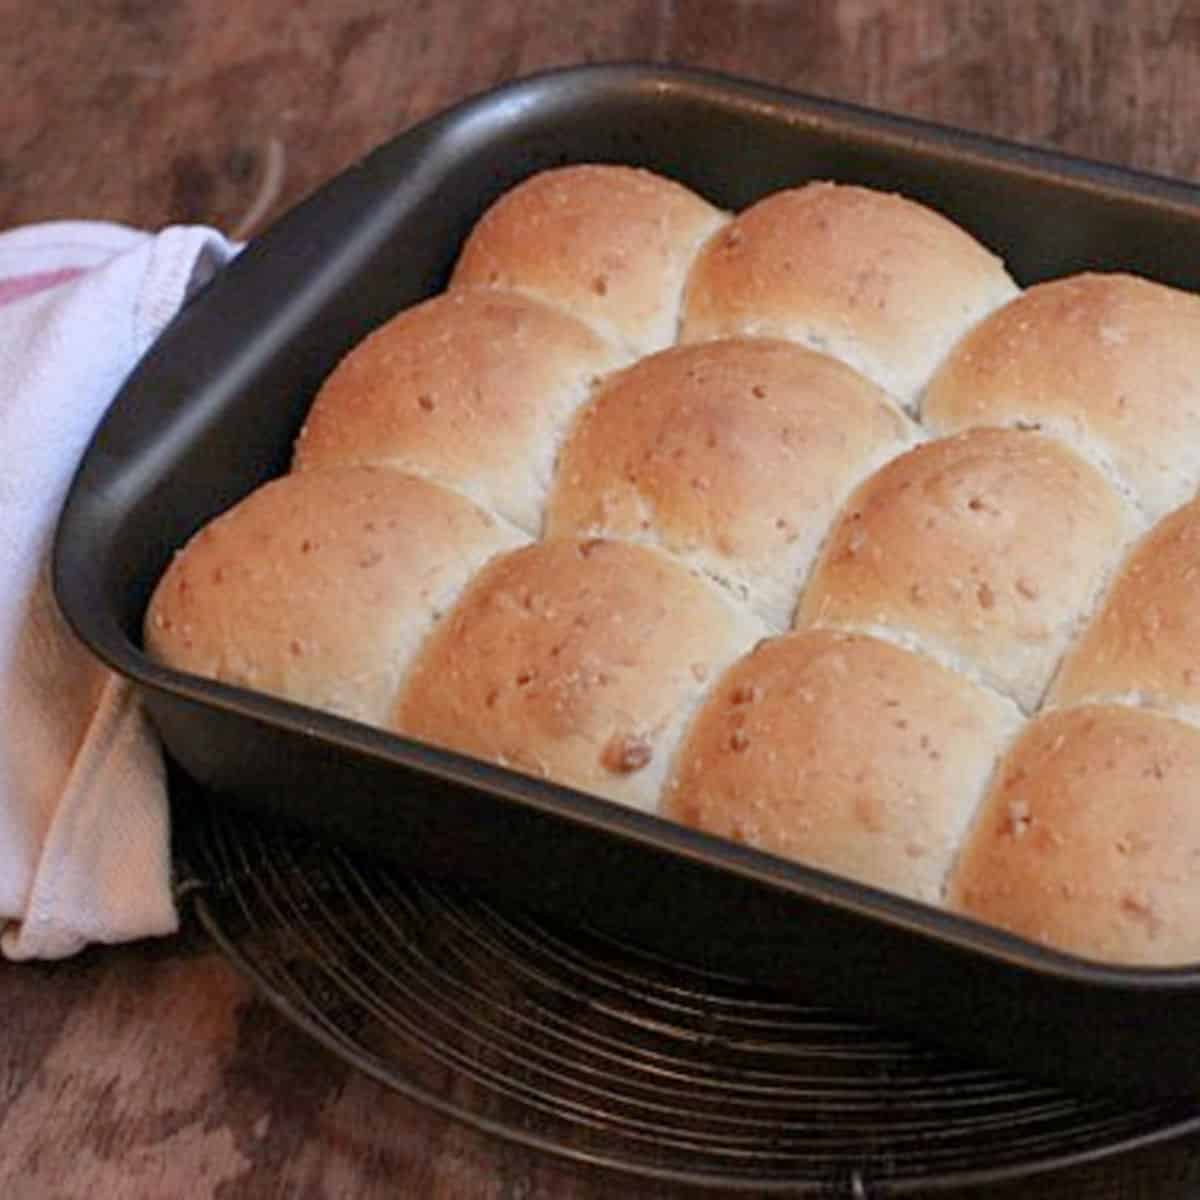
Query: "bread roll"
947 704 1200 965
678 181 1018 408
663 630 1023 904
392 537 767 813
1051 496 1200 713
291 288 627 535
145 466 527 725
923 273 1200 521
450 165 726 357
796 427 1138 711
544 337 917 629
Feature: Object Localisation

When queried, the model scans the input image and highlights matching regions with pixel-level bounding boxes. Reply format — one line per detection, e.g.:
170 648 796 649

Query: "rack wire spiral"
174 781 1200 1196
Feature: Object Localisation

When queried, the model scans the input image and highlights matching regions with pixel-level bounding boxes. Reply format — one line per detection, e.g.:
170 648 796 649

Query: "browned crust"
145 466 527 725
391 537 766 812
451 164 726 356
680 181 1017 407
924 272 1200 521
796 427 1137 711
662 629 1022 904
292 287 627 534
545 337 915 628
947 704 1200 965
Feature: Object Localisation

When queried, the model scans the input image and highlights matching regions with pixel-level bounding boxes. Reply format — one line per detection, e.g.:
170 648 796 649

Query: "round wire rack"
175 785 1200 1197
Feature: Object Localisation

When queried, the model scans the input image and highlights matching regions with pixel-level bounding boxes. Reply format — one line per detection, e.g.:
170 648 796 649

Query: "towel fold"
0 221 239 960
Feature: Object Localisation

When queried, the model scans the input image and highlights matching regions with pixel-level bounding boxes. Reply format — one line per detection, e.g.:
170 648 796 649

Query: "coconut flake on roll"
947 703 1200 966
391 537 768 814
292 288 627 536
678 181 1018 410
144 466 528 726
923 273 1200 522
450 164 727 357
1051 495 1200 715
544 337 917 630
796 427 1139 713
662 630 1023 905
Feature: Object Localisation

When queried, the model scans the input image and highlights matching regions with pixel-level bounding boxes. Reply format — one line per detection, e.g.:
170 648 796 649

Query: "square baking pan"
53 63 1200 1102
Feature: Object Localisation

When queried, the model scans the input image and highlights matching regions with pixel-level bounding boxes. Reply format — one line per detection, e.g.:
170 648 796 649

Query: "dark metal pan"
53 63 1200 1101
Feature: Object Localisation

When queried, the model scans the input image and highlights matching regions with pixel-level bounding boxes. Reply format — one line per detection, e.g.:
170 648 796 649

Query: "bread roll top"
923 273 1200 521
947 703 1200 966
144 466 528 726
1051 496 1200 714
678 181 1018 408
291 287 627 535
544 337 916 629
392 537 768 813
450 164 726 357
796 426 1139 712
663 629 1023 904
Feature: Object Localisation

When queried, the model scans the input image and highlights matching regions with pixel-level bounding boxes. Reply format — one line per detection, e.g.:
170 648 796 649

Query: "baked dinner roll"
947 704 1200 966
923 273 1200 522
1051 496 1200 713
392 537 767 813
544 338 917 629
450 165 726 357
796 427 1138 712
678 181 1018 408
662 630 1023 905
291 288 627 535
145 466 527 726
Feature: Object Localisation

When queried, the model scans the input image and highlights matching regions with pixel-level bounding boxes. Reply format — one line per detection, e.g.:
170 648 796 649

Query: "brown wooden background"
7 2 1200 1196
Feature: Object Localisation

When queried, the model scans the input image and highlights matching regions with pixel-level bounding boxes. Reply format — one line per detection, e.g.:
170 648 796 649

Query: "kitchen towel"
0 221 239 960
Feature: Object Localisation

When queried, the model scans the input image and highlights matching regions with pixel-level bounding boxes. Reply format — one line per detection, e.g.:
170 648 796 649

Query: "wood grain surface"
7 2 1200 1197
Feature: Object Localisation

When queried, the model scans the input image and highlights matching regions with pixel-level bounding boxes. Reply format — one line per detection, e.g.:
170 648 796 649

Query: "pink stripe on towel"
0 267 86 307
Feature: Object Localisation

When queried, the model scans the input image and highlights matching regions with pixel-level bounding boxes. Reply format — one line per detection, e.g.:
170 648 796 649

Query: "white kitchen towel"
0 221 239 960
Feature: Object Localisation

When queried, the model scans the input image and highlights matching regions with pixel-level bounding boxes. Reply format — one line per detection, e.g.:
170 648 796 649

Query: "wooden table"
6 3 1200 1195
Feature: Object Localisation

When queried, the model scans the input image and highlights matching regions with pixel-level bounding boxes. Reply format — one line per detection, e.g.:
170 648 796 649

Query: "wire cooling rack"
173 782 1200 1197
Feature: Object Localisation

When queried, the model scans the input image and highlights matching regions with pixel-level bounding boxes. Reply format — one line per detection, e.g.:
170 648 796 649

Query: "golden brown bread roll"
923 273 1200 522
544 337 917 629
391 537 768 813
145 466 527 725
796 426 1139 712
291 288 627 535
1051 496 1200 713
679 181 1018 408
451 164 726 357
947 704 1200 966
662 630 1023 904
